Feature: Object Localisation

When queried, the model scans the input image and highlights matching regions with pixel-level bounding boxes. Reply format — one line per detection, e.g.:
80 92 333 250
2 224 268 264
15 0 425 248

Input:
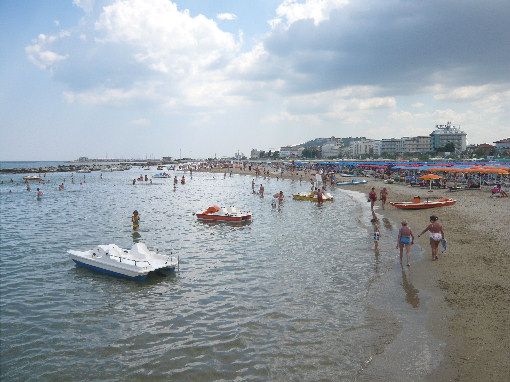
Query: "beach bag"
441 239 447 253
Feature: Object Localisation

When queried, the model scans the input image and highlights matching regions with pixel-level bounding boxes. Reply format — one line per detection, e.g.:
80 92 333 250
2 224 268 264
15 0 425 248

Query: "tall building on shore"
430 122 466 152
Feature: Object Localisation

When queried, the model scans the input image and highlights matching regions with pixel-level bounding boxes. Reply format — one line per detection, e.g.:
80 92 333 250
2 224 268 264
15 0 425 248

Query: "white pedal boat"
68 243 178 280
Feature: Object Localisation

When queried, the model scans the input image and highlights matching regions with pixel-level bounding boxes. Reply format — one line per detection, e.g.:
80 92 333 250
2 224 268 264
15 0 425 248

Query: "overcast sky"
1 0 509 160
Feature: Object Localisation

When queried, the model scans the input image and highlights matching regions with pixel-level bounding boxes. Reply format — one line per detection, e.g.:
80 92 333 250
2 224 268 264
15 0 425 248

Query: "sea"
0 162 443 381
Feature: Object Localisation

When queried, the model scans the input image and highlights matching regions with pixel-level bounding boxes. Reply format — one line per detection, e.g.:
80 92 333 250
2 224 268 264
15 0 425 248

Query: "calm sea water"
0 169 438 381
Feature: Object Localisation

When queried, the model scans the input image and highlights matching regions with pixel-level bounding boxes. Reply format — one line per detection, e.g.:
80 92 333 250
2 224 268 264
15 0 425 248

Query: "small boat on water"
292 191 334 202
336 179 368 186
68 243 178 280
23 175 42 181
196 206 252 222
77 168 91 173
153 173 170 178
390 196 456 210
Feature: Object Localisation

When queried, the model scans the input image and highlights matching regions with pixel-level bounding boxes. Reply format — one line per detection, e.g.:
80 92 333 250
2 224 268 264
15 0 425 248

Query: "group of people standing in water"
370 184 445 266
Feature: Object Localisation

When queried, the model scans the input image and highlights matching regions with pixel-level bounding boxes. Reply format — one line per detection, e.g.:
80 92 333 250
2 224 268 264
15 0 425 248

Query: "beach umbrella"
419 174 444 180
419 174 444 192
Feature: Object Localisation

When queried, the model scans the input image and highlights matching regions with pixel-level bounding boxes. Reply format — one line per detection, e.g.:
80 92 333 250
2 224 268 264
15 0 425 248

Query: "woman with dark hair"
418 215 444 261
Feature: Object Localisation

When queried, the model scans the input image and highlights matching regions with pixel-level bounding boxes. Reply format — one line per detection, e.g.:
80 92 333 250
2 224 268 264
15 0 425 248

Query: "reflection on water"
401 267 420 308
131 231 141 243
382 217 393 230
1 169 397 381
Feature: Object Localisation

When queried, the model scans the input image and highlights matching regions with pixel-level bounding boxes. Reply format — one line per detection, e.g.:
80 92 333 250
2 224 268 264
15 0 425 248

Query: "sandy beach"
209 166 510 381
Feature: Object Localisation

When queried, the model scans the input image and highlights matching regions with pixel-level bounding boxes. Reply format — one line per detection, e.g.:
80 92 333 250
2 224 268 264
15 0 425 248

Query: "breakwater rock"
0 164 133 174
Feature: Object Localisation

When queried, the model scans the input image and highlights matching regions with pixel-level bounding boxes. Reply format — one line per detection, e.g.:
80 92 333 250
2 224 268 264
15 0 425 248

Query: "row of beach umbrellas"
425 166 509 175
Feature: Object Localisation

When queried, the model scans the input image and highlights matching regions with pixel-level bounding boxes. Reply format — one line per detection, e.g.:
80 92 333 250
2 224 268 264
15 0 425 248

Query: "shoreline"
204 167 510 381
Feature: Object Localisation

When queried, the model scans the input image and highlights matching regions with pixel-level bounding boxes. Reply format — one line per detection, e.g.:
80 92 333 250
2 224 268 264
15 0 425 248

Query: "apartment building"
430 122 467 152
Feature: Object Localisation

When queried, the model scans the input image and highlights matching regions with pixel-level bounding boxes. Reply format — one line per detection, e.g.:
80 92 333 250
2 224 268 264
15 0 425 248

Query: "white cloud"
25 33 69 70
433 84 508 102
217 13 237 21
73 0 95 13
275 0 349 27
94 0 238 75
63 81 160 105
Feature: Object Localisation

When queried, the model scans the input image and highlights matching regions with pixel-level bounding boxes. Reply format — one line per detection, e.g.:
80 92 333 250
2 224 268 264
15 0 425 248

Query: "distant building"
430 122 467 152
493 138 510 151
279 146 303 158
402 136 432 153
77 157 89 162
250 149 261 159
341 137 365 148
467 143 496 156
380 138 404 155
349 140 376 157
321 137 344 158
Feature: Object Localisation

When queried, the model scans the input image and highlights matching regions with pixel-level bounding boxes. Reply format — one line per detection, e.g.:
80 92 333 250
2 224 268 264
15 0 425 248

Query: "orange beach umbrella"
419 173 444 191
419 174 444 180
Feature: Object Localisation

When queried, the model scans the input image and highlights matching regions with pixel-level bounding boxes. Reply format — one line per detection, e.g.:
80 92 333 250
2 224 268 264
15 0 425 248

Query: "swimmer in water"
132 210 140 231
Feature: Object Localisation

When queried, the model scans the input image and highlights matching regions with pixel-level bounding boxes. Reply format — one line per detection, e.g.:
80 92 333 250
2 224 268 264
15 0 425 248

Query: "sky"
1 0 509 161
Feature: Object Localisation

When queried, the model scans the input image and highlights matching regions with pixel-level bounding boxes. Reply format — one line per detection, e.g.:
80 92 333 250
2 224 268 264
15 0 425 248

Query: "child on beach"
132 210 140 231
397 220 414 266
371 218 380 249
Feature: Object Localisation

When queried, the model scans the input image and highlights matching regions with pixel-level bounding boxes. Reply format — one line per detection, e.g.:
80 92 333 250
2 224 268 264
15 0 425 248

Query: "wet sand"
206 167 510 381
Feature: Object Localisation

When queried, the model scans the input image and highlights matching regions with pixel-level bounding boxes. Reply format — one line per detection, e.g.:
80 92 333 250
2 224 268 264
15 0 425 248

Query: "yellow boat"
23 175 42 181
292 192 334 202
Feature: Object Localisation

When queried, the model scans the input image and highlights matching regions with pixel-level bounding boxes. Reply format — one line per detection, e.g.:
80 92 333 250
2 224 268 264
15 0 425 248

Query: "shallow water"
0 169 437 381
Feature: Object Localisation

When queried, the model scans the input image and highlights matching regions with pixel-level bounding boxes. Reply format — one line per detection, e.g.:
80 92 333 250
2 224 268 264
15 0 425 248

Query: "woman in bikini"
132 210 140 231
397 220 414 266
418 215 444 261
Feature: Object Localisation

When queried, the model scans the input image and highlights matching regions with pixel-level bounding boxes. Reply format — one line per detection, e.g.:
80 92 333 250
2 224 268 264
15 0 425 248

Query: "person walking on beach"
132 210 140 231
369 187 377 211
372 218 381 250
397 220 414 266
380 187 388 210
418 215 444 261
